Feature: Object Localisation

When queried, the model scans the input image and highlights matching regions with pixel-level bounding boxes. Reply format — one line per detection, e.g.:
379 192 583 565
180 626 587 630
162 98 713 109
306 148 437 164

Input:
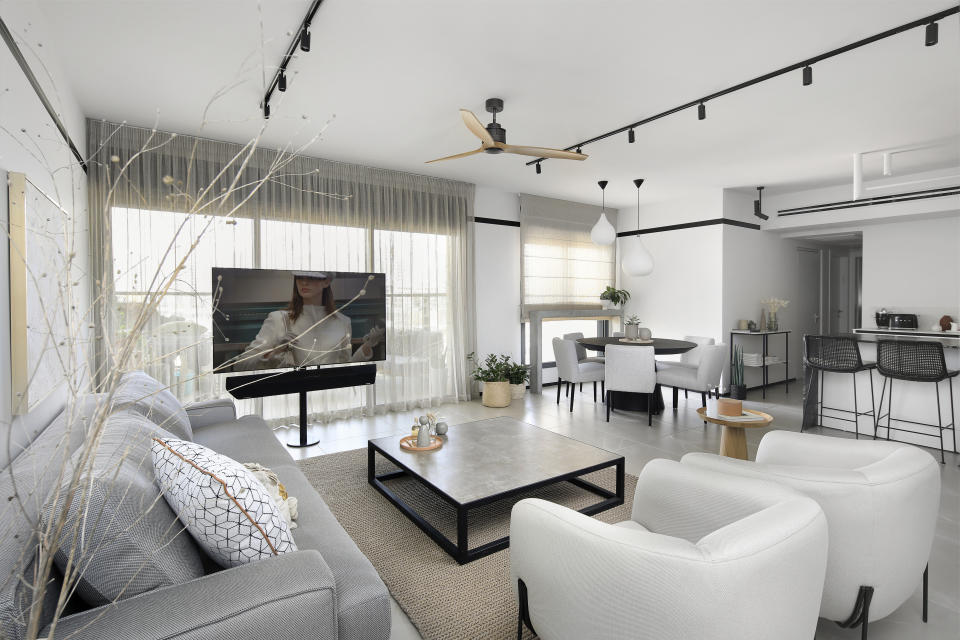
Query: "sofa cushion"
45 411 205 607
114 371 192 440
152 439 298 568
191 414 294 469
272 464 391 640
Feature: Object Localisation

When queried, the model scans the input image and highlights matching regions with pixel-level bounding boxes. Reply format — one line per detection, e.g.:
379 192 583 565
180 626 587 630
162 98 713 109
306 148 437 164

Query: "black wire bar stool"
876 340 958 464
802 335 876 439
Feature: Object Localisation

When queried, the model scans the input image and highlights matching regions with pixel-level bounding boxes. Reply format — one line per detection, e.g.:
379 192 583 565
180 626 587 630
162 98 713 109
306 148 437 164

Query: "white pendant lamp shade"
590 212 616 245
622 177 654 276
622 236 654 276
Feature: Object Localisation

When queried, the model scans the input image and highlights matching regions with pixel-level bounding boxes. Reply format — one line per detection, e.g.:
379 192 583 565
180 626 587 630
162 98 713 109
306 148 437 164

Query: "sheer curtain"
87 120 475 425
519 193 616 320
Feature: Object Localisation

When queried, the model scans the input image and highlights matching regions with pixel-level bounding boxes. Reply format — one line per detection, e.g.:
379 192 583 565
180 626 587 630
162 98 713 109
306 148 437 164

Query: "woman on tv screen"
231 271 383 370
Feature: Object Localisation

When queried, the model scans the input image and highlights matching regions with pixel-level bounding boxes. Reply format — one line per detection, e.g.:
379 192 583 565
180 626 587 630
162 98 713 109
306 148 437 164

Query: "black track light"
278 71 287 92
753 186 768 220
263 102 271 119
802 65 813 86
535 162 541 175
300 27 311 52
698 102 706 120
576 146 582 154
633 178 645 189
628 128 635 143
925 22 938 46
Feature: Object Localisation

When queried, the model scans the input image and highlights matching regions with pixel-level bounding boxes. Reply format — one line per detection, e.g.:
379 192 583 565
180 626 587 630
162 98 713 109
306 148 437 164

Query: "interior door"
830 251 850 333
796 247 822 339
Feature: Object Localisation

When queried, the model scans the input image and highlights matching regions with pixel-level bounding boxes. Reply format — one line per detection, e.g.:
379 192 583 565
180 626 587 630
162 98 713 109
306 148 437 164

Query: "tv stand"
224 364 377 448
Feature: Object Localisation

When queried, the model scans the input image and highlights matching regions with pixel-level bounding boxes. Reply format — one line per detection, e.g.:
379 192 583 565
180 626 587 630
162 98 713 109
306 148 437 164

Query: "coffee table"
367 417 625 564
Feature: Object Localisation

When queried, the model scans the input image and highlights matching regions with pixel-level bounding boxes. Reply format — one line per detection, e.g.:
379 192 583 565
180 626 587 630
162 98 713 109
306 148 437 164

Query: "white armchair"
552 338 604 412
604 345 656 425
510 459 828 640
657 343 725 409
682 431 940 639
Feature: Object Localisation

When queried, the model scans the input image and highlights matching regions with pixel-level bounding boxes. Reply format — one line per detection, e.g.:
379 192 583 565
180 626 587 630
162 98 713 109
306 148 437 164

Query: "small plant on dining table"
625 315 641 325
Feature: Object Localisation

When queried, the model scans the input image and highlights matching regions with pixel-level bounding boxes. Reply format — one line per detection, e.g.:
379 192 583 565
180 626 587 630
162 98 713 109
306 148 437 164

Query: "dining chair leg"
593 381 597 402
701 392 707 408
601 380 605 401
684 389 688 399
579 382 583 392
569 385 575 412
606 391 611 422
556 378 562 405
566 382 569 397
647 394 652 426
672 387 678 410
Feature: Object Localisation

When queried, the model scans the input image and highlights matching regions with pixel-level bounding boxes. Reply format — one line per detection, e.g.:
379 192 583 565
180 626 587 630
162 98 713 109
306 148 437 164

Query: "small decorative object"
747 320 757 332
638 327 652 340
760 298 790 331
760 309 766 332
717 398 743 418
738 319 750 330
399 434 443 452
939 315 953 332
435 421 449 435
625 315 641 339
599 286 631 309
416 422 432 447
468 352 515 407
730 345 747 400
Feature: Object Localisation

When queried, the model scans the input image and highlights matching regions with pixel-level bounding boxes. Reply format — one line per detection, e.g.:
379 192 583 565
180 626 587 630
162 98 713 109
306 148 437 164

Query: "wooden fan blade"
500 144 588 160
460 109 494 146
425 148 485 164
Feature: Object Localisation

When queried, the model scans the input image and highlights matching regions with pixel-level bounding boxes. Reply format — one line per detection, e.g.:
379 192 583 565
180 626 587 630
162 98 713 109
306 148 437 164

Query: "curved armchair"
510 459 828 640
682 431 940 639
657 343 726 410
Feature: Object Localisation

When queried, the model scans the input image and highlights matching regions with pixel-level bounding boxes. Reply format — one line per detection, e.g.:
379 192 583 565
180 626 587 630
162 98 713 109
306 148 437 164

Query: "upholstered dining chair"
552 338 604 412
510 459 829 640
656 343 725 410
604 344 656 425
659 335 716 399
562 332 604 395
682 431 940 640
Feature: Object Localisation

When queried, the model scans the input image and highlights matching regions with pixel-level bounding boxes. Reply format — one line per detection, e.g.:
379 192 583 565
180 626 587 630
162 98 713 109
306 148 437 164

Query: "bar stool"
876 340 957 464
802 335 876 439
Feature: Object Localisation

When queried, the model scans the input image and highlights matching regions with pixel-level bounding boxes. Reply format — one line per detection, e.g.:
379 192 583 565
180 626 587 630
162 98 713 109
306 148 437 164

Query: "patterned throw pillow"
151 438 297 567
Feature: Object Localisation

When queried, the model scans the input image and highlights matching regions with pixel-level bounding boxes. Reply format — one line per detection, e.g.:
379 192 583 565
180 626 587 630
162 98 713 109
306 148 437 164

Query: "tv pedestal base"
288 390 320 448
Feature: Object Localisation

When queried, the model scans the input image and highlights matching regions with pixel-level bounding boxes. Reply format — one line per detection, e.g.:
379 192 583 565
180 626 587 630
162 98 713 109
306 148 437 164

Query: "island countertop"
849 328 960 347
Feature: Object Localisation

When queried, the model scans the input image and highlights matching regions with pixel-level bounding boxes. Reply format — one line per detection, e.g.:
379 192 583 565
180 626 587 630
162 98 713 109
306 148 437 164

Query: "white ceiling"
30 0 960 208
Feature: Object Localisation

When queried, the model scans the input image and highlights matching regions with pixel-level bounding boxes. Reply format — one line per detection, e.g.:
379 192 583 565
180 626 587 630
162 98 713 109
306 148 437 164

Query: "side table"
697 407 773 460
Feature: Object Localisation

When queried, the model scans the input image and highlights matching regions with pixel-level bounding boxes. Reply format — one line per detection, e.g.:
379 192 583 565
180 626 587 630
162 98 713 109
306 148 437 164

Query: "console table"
729 330 790 399
528 307 623 394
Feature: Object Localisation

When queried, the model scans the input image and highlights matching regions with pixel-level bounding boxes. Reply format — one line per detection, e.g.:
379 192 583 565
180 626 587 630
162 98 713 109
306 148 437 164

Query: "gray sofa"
1 378 390 640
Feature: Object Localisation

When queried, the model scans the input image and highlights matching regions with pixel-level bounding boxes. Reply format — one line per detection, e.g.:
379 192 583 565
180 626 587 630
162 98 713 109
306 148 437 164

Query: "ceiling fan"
426 98 589 164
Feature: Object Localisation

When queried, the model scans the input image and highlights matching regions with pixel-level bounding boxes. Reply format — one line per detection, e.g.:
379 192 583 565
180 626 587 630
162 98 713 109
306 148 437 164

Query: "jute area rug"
297 448 638 640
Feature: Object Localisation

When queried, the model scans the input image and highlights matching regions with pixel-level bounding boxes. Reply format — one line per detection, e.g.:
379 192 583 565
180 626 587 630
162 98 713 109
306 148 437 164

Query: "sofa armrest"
184 397 237 430
44 551 337 640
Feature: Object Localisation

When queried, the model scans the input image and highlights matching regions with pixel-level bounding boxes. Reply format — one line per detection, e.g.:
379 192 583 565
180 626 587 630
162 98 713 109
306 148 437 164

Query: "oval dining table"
577 337 698 415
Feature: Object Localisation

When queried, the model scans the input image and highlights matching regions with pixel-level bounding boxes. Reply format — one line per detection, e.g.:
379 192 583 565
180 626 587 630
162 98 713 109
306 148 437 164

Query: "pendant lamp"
590 180 616 245
621 178 654 276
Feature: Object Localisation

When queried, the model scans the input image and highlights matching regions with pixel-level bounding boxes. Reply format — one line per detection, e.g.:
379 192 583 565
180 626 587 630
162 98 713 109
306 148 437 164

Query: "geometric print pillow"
151 438 297 567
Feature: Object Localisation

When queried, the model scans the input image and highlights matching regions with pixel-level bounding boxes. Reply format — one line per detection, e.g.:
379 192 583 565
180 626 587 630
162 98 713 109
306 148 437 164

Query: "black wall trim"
0 17 87 173
778 185 960 216
617 217 760 237
472 216 521 227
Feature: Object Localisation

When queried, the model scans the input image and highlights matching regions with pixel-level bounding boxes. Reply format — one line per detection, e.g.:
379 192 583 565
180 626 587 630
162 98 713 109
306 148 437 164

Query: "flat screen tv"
212 267 386 373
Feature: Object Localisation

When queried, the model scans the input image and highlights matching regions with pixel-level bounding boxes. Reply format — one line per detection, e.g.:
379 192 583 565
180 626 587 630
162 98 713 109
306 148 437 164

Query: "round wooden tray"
399 434 443 452
696 407 773 428
620 337 653 344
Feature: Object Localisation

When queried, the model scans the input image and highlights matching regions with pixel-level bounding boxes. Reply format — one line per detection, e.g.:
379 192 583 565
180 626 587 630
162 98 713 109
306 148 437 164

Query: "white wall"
473 185 521 361
1 4 88 424
862 216 960 330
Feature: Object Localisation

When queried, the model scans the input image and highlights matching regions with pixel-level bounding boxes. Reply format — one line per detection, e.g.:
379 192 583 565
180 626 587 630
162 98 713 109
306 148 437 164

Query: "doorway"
794 233 864 335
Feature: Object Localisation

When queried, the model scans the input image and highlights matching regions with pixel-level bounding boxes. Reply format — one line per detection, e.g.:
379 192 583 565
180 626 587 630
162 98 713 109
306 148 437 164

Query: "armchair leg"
923 564 928 623
593 381 597 402
516 579 536 640
673 386 678 410
601 380 605 400
648 394 652 426
836 585 874 640
606 391 612 422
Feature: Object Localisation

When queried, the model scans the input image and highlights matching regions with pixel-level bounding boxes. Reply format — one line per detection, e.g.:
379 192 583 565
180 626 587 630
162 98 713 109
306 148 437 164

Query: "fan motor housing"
485 122 506 153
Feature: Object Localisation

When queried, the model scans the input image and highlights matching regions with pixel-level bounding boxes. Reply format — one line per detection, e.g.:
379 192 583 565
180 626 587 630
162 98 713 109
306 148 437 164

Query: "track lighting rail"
526 6 959 167
261 0 326 119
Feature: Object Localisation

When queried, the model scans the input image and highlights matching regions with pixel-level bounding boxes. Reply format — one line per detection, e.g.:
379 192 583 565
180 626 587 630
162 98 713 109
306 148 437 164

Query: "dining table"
577 337 698 415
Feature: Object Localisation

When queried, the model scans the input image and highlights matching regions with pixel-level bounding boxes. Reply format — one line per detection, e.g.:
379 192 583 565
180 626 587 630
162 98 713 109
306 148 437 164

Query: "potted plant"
730 344 747 399
468 352 513 408
599 286 630 309
624 315 641 339
506 361 530 399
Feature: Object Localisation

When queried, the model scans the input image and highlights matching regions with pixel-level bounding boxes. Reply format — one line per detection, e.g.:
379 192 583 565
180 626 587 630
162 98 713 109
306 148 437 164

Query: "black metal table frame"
367 441 625 565
729 331 790 399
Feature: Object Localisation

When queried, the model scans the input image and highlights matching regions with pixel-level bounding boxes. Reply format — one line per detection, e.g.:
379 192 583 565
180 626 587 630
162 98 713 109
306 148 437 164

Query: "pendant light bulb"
622 178 653 276
591 180 616 245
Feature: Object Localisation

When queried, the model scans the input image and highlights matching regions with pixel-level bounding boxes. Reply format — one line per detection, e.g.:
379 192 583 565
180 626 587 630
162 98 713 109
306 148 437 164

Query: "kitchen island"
803 329 959 454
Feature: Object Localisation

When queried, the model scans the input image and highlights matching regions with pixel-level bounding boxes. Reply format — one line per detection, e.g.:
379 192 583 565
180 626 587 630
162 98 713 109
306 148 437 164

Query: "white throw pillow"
151 438 297 567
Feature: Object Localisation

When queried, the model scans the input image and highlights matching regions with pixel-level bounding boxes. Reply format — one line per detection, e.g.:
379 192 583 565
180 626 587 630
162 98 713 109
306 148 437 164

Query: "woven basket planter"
481 381 512 408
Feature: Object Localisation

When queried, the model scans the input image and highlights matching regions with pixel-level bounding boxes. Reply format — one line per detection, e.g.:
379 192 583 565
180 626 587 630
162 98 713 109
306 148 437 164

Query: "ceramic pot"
638 327 652 340
510 383 526 399
481 381 512 408
625 324 640 339
730 384 747 400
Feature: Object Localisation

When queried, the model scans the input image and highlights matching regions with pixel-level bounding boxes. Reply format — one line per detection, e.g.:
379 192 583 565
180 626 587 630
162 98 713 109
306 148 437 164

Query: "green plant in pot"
730 344 747 399
468 352 513 408
624 314 641 340
600 286 630 308
506 361 530 400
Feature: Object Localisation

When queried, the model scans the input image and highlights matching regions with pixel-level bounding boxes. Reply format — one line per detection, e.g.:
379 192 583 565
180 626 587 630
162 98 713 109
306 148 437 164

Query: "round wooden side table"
696 407 774 460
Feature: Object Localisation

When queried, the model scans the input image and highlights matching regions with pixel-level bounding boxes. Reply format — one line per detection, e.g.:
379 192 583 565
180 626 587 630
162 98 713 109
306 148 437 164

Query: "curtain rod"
526 6 960 166
0 16 88 173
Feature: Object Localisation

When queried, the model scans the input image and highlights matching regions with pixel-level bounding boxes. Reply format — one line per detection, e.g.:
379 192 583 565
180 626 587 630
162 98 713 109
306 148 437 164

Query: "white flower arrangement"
760 298 790 313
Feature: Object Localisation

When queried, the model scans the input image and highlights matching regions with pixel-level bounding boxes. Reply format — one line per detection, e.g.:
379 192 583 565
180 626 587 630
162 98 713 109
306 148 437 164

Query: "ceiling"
29 0 960 208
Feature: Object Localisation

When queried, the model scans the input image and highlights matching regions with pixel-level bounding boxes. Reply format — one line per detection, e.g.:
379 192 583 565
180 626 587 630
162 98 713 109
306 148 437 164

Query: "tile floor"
273 383 959 640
